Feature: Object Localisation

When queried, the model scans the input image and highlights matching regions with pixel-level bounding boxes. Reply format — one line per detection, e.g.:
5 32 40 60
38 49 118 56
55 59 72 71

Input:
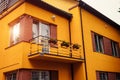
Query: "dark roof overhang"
26 0 72 20
79 1 120 29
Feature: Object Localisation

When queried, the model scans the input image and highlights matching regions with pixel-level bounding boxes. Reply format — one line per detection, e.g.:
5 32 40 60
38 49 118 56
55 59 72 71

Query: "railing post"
70 43 72 57
29 40 32 55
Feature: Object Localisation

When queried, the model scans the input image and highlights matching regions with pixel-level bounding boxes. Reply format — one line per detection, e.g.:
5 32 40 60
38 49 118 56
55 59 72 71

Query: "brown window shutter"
108 72 116 80
20 15 33 42
50 25 57 39
103 37 112 55
91 32 96 52
18 69 31 80
50 25 57 47
50 71 58 80
96 71 100 80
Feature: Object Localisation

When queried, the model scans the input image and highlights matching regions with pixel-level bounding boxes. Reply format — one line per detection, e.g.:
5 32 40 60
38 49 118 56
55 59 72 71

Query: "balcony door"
32 21 50 53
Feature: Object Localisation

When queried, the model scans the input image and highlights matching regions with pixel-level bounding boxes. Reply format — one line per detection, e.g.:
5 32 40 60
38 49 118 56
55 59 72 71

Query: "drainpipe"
68 18 74 80
79 0 88 80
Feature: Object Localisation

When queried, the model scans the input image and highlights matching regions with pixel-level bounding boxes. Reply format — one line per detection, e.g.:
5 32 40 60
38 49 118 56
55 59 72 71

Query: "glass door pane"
39 23 50 53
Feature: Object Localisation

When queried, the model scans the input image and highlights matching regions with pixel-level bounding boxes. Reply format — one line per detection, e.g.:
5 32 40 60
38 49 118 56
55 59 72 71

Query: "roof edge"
26 0 72 20
79 1 120 29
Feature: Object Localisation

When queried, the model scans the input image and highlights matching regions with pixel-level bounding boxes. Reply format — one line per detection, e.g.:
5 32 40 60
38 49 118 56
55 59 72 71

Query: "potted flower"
48 38 57 44
72 44 80 49
61 41 69 47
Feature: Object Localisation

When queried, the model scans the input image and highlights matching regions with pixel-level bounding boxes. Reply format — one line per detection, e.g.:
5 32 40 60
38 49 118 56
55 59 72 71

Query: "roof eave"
79 1 120 29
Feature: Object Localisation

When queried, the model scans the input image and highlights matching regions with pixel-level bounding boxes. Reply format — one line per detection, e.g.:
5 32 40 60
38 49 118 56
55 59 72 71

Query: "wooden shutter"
108 72 116 80
103 37 112 55
18 69 31 80
50 25 57 39
50 71 58 80
91 32 96 52
96 71 100 80
50 25 57 47
20 15 33 42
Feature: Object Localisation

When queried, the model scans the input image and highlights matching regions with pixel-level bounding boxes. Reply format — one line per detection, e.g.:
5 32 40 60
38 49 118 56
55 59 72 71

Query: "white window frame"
100 72 108 80
11 23 20 44
111 41 119 57
6 72 17 80
94 34 104 53
32 71 50 80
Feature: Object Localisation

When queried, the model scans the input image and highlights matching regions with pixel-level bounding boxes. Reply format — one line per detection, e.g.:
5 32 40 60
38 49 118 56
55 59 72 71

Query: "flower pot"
61 41 69 47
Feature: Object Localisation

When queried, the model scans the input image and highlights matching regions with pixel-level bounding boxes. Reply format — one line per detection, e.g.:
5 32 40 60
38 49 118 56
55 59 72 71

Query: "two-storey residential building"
0 0 120 80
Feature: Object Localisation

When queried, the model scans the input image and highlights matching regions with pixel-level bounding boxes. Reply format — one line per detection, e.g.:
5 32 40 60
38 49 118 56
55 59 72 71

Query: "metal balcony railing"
29 35 81 59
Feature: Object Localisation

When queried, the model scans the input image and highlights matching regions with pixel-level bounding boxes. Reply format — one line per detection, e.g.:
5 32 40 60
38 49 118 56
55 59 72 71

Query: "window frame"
111 41 119 57
5 72 17 80
116 73 120 80
32 71 50 80
94 33 104 53
10 22 20 45
32 21 50 38
99 72 108 80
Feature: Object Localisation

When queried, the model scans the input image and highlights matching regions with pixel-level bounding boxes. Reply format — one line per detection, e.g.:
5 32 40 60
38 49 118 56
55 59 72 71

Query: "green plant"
48 39 57 44
61 41 69 47
72 44 80 49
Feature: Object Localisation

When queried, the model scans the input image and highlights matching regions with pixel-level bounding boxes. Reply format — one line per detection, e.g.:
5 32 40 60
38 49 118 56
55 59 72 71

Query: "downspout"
79 1 88 80
68 18 74 80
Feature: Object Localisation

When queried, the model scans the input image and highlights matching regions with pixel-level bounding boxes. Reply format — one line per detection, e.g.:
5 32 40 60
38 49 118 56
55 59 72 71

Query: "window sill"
94 51 120 58
5 41 29 50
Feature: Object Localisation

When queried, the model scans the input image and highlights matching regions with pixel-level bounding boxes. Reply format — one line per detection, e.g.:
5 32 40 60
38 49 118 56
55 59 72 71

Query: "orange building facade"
0 0 119 80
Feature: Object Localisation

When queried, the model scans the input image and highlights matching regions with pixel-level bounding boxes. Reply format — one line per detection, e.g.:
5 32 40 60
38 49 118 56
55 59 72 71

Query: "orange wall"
70 6 120 80
70 6 86 80
0 2 73 80
82 8 120 80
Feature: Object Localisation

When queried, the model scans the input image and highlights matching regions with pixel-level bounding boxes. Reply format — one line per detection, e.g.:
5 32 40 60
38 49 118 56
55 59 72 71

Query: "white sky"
83 0 120 25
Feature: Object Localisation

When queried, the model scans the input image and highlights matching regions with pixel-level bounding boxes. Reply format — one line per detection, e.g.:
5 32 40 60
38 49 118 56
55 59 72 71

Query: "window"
99 72 108 80
6 72 17 80
116 73 120 80
32 21 50 42
94 34 104 53
32 71 50 80
111 41 119 57
11 23 20 44
97 71 120 80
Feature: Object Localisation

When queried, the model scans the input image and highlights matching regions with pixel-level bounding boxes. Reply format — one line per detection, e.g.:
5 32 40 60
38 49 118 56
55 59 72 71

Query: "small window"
116 73 120 80
111 41 119 57
5 72 17 80
94 34 104 53
99 72 108 80
32 71 50 80
10 23 20 44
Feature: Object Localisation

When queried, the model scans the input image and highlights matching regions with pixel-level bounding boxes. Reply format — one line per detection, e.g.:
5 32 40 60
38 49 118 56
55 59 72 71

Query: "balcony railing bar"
29 35 81 59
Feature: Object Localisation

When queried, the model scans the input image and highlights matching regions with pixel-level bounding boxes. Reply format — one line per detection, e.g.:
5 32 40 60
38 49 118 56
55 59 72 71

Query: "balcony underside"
28 52 84 63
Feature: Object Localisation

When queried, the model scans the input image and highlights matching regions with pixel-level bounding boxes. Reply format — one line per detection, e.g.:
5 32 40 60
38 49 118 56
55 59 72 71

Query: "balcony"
28 35 84 63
